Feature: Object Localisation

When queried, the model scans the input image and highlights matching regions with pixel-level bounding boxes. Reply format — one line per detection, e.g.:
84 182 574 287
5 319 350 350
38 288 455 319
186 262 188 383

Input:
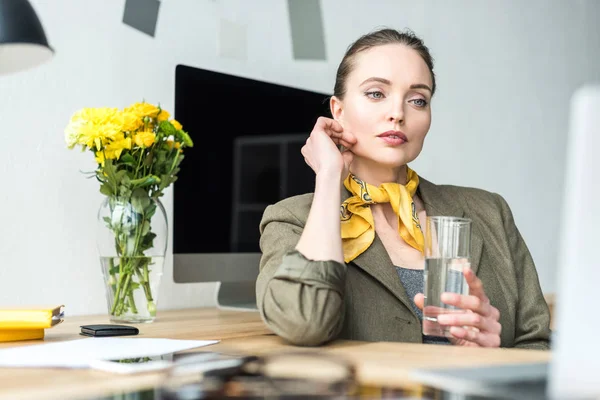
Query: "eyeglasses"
158 350 358 399
157 350 442 399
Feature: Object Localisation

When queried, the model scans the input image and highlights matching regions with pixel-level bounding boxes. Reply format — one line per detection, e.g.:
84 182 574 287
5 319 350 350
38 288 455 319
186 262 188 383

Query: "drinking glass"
423 216 472 337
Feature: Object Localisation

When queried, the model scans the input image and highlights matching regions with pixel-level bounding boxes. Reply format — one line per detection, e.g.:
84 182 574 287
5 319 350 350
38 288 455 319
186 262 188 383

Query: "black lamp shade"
0 0 53 75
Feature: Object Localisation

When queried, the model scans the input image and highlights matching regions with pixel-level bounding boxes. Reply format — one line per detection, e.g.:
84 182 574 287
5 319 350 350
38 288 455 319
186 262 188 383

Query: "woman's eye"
410 98 428 107
365 91 384 100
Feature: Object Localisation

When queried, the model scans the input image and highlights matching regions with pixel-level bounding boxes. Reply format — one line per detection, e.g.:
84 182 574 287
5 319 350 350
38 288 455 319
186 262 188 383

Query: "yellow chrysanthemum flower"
170 119 182 130
71 107 119 125
64 119 85 149
95 151 105 166
78 121 122 150
124 102 160 120
114 111 143 132
65 107 122 149
134 130 156 148
157 109 170 122
104 134 132 160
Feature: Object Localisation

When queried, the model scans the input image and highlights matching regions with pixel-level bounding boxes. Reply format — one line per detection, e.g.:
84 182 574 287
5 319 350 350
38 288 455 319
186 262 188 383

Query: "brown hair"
333 28 436 99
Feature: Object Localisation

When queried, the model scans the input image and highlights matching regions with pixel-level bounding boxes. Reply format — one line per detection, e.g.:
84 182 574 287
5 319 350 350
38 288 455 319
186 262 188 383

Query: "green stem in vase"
111 207 140 317
134 263 150 300
127 225 146 314
142 261 152 298
128 291 138 314
142 261 156 315
117 271 132 315
107 195 160 320
110 259 125 315
110 279 122 315
107 258 117 288
147 301 156 317
131 211 157 316
134 258 155 316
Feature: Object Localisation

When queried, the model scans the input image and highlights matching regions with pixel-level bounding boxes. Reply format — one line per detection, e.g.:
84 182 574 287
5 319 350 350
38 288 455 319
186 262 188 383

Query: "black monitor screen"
173 65 331 254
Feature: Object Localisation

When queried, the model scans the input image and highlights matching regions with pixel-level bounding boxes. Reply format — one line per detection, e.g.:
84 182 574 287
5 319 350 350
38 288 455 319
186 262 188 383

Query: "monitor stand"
214 281 258 311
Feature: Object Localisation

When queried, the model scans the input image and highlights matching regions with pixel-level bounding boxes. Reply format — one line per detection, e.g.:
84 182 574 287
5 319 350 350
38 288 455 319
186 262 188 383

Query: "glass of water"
423 216 472 337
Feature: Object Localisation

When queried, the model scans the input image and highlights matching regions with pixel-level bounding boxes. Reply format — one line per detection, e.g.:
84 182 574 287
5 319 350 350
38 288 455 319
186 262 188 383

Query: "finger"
489 305 500 321
413 293 424 311
338 130 357 144
463 267 489 303
441 293 492 317
437 312 502 334
322 130 357 148
449 327 500 348
448 327 480 344
336 138 356 148
330 129 357 145
460 269 500 321
315 116 343 133
313 117 357 144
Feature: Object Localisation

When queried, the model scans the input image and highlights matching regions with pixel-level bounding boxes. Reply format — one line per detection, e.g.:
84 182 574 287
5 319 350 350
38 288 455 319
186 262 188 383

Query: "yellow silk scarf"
340 167 424 263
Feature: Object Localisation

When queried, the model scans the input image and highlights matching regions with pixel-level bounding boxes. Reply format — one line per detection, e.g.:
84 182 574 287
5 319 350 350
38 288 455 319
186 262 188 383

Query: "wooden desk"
0 308 550 400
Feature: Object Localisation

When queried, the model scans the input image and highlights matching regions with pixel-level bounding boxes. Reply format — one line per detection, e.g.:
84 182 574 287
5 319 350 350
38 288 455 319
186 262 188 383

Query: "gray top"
395 266 450 345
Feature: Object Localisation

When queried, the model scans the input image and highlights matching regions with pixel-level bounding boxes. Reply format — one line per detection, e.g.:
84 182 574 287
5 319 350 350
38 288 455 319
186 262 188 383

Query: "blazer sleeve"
255 202 347 346
496 193 552 350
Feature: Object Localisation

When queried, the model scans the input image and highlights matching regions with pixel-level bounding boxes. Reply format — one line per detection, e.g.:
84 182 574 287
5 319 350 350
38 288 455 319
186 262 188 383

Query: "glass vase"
96 196 167 323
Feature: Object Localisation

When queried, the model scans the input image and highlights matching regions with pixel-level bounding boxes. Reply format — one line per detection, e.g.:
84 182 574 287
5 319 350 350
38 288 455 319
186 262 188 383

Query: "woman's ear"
330 96 344 123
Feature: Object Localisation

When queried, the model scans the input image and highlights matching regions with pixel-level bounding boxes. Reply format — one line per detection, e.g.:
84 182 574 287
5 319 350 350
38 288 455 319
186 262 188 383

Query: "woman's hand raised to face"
301 117 357 179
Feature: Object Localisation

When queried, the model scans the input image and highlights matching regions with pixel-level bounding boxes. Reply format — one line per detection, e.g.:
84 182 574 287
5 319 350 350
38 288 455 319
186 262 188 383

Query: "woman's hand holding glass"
301 117 357 179
414 267 502 348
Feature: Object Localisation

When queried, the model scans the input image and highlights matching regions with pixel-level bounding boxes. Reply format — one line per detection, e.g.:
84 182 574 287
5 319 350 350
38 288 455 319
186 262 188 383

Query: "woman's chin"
381 160 409 168
352 148 414 168
374 154 411 168
383 149 419 167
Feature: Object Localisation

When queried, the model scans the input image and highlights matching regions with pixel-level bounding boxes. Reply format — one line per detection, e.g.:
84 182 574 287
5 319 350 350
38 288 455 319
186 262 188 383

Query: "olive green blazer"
255 177 551 350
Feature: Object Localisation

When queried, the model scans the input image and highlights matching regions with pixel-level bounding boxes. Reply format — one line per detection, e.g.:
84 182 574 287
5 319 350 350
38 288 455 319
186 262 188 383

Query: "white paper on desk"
0 338 219 368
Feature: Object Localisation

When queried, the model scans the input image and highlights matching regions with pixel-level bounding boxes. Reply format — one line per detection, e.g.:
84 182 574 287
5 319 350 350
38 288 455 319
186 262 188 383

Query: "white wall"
0 0 597 315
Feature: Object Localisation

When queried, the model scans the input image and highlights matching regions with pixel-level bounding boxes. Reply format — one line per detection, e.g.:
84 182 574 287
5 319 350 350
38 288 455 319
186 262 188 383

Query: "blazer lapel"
341 187 418 318
339 174 485 317
417 177 484 275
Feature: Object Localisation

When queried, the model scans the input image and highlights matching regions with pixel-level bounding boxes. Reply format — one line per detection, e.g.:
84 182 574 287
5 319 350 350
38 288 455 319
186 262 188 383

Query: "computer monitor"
548 84 600 399
172 64 331 309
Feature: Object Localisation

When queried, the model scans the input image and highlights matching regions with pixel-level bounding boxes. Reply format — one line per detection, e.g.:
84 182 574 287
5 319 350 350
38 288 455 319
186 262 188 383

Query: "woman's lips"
377 130 407 146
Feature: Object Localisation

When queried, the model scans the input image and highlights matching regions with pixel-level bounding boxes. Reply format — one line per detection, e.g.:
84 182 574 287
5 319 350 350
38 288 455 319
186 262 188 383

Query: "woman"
255 28 551 349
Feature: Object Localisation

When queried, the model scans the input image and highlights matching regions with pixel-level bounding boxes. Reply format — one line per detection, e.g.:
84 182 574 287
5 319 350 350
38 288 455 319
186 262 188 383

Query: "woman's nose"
388 106 404 125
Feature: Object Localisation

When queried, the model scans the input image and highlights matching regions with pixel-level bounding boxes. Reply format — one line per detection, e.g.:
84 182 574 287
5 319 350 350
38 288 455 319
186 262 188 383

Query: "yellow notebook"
0 328 44 343
0 305 64 329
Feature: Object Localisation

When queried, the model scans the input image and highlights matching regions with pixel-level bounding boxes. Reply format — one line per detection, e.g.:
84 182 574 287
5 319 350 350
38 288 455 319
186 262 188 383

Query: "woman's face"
331 44 433 169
